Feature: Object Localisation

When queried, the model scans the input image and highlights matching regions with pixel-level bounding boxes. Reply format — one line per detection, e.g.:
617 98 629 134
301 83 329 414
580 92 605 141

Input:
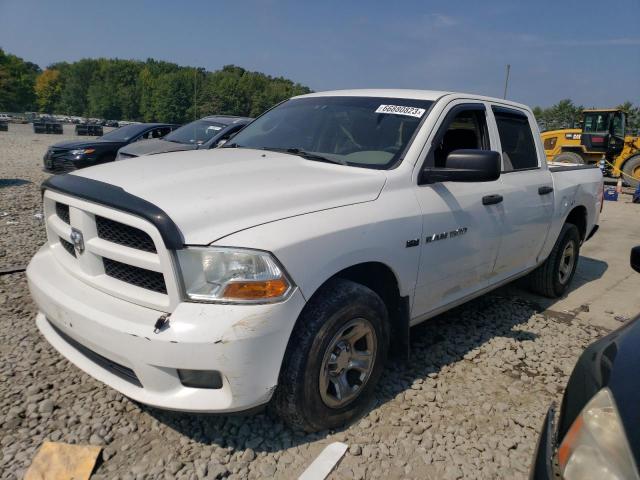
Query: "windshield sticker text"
375 105 426 118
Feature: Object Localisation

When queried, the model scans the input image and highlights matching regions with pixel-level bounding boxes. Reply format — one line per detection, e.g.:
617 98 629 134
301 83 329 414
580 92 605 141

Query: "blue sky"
1 0 638 107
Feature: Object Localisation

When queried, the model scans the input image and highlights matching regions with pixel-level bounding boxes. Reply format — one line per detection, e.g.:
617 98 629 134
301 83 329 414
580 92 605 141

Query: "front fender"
212 193 423 301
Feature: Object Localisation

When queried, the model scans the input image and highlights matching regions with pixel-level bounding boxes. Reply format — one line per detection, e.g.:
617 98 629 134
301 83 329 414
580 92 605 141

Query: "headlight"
70 148 95 156
558 388 639 480
176 247 293 303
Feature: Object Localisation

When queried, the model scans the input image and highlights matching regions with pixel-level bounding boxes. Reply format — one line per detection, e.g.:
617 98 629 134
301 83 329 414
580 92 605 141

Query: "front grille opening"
103 258 167 294
96 216 156 253
59 237 76 257
56 202 70 224
48 319 142 388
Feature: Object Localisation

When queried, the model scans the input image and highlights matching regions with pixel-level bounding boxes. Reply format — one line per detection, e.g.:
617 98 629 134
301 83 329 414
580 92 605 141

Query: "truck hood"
118 138 198 157
73 148 386 244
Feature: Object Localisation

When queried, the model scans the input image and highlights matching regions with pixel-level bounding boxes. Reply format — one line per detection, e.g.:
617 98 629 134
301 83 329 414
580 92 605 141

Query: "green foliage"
533 99 583 131
0 49 311 122
0 48 40 111
35 69 63 113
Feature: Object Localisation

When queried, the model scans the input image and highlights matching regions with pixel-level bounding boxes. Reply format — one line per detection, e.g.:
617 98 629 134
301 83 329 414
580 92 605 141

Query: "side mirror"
631 246 640 273
421 150 501 184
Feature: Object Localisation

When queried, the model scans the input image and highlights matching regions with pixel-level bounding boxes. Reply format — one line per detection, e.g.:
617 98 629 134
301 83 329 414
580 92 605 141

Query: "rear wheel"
273 278 389 432
552 151 585 164
621 155 640 188
527 223 581 298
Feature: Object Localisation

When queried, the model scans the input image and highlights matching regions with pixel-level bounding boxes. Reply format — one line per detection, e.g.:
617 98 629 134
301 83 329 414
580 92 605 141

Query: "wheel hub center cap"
332 344 350 373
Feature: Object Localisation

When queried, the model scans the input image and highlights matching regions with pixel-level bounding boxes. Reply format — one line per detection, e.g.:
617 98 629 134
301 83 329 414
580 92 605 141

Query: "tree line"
1 47 639 131
1 48 311 123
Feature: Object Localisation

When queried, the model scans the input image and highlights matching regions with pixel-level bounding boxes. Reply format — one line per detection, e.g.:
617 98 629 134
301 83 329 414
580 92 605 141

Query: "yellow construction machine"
541 108 640 187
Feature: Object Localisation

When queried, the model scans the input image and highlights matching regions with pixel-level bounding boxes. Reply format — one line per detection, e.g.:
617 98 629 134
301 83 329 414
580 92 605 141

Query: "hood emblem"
70 228 85 255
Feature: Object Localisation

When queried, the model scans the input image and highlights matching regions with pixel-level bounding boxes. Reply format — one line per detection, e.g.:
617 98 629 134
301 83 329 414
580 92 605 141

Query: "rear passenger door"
489 106 554 280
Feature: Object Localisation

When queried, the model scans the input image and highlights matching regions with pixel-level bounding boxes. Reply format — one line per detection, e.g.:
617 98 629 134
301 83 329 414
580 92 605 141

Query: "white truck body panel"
27 89 603 412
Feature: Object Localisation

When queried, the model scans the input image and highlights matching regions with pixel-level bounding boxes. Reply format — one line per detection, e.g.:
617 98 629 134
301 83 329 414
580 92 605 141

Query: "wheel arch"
564 205 588 241
305 261 410 359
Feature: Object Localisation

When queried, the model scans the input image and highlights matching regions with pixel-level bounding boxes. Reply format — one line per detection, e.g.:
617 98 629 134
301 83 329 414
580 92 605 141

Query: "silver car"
115 115 252 160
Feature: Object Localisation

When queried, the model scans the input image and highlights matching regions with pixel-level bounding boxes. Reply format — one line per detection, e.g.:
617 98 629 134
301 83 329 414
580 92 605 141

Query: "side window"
612 114 625 137
432 108 489 167
138 130 152 141
157 127 172 137
493 108 538 171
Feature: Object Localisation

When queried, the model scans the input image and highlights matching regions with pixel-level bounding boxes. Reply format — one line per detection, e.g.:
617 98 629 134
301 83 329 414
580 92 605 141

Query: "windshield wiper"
261 147 347 165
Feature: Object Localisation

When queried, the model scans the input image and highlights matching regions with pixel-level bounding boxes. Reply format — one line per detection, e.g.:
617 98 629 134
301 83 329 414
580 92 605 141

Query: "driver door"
411 102 504 320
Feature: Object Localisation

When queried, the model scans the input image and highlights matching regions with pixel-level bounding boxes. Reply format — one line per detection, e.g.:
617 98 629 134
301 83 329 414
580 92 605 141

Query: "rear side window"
493 108 538 171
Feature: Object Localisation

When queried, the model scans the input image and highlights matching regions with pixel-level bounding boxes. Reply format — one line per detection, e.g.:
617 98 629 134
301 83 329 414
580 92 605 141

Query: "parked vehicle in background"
28 90 602 432
43 123 178 174
105 120 119 128
115 115 252 160
530 246 640 480
33 116 63 135
0 113 13 122
75 123 104 136
541 108 640 187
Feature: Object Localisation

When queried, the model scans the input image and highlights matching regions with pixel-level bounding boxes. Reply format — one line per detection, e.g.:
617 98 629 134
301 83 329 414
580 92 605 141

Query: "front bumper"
27 245 306 412
42 153 97 173
530 404 558 480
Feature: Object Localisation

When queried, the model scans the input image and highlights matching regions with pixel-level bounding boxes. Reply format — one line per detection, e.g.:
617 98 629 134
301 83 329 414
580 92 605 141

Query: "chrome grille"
103 258 167 294
96 216 156 253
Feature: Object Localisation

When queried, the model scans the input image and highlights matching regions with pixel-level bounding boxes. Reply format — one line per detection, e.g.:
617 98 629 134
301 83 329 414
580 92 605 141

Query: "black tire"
273 278 389 432
622 155 640 188
553 151 585 164
528 223 581 298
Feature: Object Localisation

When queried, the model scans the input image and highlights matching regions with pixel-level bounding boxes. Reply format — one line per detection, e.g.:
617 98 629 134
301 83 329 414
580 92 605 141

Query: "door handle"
538 186 554 195
482 194 503 205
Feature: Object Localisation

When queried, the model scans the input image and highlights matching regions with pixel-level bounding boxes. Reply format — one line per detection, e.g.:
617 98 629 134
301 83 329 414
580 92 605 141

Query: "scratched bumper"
27 245 306 412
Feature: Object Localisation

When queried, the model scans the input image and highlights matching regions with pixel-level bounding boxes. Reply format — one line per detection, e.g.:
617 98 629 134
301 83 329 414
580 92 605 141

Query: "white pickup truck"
28 90 603 431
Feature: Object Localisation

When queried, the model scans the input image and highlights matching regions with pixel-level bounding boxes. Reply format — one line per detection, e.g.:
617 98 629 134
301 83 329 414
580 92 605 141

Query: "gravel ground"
0 124 610 479
0 123 113 270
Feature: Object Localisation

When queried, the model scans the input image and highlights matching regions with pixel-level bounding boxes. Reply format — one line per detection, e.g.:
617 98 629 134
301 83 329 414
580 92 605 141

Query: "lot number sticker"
375 105 426 118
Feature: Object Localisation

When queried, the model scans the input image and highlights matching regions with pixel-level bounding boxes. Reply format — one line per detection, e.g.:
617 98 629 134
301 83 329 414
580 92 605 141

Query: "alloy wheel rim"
319 318 377 409
558 241 576 284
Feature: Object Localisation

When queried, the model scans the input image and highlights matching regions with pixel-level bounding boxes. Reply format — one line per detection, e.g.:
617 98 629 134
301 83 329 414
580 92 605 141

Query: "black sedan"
43 123 178 174
530 246 640 480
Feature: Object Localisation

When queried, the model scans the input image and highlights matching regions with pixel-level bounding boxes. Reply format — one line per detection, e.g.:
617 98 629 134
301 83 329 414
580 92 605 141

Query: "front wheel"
273 278 389 432
527 223 581 298
621 155 640 188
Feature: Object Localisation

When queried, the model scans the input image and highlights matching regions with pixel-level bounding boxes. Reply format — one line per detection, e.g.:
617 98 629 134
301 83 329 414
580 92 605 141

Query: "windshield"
228 96 433 169
101 124 148 142
165 119 226 145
